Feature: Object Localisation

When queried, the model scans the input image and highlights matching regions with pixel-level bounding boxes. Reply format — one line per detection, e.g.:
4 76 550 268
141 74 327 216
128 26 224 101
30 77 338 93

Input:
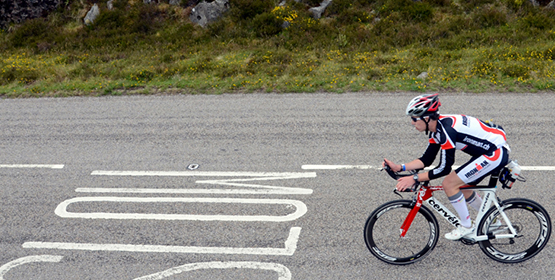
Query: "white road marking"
302 165 375 170
134 261 291 280
302 164 555 171
0 255 63 280
302 165 442 170
75 187 308 195
22 227 302 256
195 176 313 194
91 170 316 177
520 166 555 171
55 197 307 222
0 164 64 169
90 170 315 195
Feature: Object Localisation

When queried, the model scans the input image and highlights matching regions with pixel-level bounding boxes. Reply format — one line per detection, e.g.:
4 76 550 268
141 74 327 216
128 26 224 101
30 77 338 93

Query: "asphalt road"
0 92 554 280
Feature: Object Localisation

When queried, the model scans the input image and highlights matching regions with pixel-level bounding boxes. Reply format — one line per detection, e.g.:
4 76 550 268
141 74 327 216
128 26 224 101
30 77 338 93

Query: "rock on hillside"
0 0 60 28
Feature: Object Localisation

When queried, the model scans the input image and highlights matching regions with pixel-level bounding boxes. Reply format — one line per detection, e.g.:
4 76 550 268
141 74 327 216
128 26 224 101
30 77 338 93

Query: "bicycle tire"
477 198 552 263
364 200 439 265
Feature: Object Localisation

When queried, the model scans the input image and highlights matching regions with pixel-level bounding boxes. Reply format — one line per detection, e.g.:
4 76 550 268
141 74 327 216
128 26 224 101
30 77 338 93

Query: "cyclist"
383 93 509 240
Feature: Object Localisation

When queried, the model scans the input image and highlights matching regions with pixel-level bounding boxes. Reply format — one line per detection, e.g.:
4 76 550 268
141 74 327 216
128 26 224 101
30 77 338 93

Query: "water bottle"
506 160 522 188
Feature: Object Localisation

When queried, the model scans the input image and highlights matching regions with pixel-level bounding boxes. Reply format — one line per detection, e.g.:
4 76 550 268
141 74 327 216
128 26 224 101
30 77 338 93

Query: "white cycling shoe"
445 225 475 240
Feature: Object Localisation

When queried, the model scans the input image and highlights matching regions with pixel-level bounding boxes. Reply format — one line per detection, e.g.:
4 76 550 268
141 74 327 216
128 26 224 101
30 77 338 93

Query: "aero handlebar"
382 161 422 193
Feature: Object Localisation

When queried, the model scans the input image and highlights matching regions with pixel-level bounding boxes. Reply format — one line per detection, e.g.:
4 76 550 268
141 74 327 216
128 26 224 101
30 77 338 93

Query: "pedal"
459 237 477 245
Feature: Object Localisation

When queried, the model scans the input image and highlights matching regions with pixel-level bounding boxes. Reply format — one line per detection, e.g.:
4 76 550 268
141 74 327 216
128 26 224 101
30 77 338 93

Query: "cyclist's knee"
442 172 465 196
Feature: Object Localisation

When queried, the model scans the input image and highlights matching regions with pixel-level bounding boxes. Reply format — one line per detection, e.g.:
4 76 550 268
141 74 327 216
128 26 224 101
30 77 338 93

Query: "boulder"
189 0 230 28
0 0 60 28
84 3 100 26
417 72 428 80
107 0 114 10
308 0 332 19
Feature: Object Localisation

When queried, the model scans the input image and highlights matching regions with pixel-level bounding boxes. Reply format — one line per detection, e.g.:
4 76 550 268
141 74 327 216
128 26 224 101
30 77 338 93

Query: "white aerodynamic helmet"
406 93 441 118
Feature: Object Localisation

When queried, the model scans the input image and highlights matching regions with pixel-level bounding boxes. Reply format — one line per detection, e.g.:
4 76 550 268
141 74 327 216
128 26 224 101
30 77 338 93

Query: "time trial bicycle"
363 161 551 265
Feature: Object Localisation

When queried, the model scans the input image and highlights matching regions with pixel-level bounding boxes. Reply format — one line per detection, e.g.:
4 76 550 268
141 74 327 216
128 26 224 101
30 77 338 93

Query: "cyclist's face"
411 117 427 132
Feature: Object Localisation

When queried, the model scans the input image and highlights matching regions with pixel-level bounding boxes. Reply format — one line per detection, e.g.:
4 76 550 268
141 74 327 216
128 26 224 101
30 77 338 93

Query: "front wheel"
477 198 552 263
364 200 439 265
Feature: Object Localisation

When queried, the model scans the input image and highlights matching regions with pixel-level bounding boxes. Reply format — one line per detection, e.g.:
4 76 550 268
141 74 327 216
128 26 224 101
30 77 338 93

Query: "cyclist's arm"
388 143 439 173
427 148 455 180
419 143 441 167
402 159 426 171
383 158 425 173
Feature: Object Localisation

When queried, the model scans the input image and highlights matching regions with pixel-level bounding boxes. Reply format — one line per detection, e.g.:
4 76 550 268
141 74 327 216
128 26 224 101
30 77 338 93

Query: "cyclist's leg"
465 189 482 211
458 147 509 211
447 147 508 225
443 173 472 228
455 147 509 186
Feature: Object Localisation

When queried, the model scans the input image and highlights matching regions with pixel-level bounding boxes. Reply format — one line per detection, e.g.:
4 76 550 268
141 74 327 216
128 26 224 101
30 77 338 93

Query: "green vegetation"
1 0 555 97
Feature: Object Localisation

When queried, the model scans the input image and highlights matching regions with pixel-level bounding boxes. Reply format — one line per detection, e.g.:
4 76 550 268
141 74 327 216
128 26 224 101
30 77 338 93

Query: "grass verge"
1 0 554 97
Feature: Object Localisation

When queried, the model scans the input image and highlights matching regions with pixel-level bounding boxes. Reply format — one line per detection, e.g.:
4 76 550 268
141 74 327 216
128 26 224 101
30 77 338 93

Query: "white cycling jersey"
419 114 508 181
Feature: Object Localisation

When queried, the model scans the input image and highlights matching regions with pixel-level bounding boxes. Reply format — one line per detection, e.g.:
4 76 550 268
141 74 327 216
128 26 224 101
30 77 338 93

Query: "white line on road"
55 197 307 222
90 170 315 195
195 177 313 194
0 255 63 280
520 166 555 171
91 170 316 177
133 261 291 280
22 227 302 256
302 165 375 170
0 164 64 169
75 187 309 195
302 165 555 171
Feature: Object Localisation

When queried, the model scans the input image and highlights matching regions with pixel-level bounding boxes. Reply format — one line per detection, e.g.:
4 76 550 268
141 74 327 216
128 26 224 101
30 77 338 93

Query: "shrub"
501 64 529 79
9 18 50 48
327 0 355 15
252 12 283 38
378 0 434 23
471 5 508 28
163 23 196 44
522 12 554 30
403 2 434 22
130 4 164 34
336 8 372 25
437 35 471 50
446 15 476 32
458 0 496 12
416 47 437 58
229 0 274 21
545 48 555 60
69 62 96 79
366 68 383 80
0 65 41 85
112 0 130 10
424 0 451 7
93 9 126 31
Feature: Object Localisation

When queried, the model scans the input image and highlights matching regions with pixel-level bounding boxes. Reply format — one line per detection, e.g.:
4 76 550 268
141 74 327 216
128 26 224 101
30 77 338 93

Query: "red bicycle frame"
399 184 444 237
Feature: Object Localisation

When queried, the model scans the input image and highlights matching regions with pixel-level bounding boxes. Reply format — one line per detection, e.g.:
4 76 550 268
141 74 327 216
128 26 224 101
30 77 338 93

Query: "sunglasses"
411 117 420 122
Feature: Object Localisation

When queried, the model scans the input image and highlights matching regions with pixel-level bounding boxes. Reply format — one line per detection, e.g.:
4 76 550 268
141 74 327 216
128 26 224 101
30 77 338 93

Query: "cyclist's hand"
396 176 416 192
383 158 402 172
